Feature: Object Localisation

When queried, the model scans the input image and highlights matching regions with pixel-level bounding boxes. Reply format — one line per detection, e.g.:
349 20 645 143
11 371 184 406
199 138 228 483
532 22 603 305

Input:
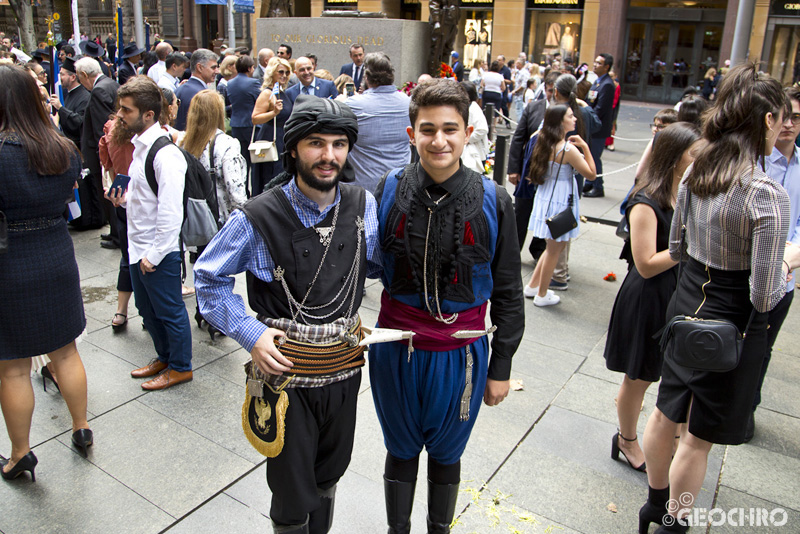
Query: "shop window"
526 12 581 66
458 11 493 71
768 26 800 85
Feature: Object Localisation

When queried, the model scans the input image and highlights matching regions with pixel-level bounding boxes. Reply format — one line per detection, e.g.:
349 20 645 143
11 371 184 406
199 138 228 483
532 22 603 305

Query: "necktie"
355 66 360 85
302 85 310 95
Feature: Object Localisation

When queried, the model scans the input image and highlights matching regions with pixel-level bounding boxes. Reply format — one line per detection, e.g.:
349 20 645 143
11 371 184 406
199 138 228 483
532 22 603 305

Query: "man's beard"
119 114 146 136
295 157 344 192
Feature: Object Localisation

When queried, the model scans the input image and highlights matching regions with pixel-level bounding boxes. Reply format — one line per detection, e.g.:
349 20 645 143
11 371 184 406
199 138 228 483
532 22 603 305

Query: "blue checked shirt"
193 179 382 352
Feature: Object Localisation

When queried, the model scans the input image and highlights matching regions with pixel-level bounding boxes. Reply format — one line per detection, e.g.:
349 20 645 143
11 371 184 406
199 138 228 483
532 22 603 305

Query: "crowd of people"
1 28 800 534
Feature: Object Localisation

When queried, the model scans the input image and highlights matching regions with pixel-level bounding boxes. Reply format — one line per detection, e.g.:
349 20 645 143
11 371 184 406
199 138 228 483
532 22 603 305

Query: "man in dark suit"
118 42 145 85
252 47 274 85
49 57 90 149
174 48 219 131
75 57 120 233
80 40 111 78
338 44 365 90
584 53 615 198
285 56 338 104
507 71 557 259
451 51 464 81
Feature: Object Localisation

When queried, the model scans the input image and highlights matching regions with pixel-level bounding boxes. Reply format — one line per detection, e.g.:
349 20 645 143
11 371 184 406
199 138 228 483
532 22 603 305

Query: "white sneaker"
534 292 561 307
523 285 538 298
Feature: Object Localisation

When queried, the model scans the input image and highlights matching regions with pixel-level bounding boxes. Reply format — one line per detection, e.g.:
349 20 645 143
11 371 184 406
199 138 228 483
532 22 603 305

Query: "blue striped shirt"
193 179 382 352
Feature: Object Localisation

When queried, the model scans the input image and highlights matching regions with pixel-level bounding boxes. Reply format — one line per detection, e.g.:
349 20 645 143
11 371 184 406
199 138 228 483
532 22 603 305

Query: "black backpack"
144 135 221 248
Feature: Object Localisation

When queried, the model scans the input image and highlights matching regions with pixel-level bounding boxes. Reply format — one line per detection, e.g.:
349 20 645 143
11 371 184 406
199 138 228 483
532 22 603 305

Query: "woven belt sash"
277 318 365 376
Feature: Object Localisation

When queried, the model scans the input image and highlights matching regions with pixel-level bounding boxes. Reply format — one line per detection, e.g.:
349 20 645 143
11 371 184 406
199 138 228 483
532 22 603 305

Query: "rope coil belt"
257 316 366 377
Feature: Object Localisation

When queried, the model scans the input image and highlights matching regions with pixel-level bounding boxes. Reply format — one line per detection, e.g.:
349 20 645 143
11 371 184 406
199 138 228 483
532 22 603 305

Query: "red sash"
378 291 488 351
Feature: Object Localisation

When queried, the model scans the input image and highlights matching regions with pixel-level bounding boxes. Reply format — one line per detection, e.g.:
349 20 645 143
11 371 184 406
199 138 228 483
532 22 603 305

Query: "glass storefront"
522 0 583 66
767 25 800 85
623 5 724 103
454 9 494 71
764 3 800 85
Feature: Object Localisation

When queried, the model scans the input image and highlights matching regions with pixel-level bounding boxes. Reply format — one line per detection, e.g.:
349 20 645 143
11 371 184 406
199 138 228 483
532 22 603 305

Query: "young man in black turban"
194 95 382 534
371 79 524 533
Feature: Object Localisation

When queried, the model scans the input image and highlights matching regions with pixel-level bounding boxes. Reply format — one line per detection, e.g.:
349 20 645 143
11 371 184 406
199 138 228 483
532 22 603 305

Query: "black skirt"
604 264 677 382
656 257 768 445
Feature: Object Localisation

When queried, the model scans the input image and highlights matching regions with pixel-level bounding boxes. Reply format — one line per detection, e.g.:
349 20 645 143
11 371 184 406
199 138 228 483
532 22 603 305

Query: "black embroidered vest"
242 184 367 324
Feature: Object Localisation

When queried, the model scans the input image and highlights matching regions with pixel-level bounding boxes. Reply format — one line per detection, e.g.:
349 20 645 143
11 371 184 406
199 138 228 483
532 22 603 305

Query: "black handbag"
658 189 755 372
544 148 577 239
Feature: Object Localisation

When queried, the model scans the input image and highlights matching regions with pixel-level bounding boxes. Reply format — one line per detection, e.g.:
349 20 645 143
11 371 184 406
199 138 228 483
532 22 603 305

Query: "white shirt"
300 77 317 97
462 101 489 174
482 71 504 94
126 123 187 266
148 60 166 83
158 72 178 92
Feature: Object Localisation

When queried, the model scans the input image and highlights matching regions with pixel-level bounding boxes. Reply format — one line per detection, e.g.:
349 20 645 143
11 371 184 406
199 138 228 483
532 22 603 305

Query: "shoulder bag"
544 147 578 239
249 117 279 164
658 188 756 372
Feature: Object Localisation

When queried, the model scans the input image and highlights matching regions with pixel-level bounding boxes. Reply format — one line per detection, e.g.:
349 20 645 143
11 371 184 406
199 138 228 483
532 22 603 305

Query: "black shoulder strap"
144 135 173 196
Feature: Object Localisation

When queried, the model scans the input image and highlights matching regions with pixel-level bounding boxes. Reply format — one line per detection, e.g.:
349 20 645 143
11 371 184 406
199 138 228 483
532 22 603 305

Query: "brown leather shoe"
131 359 168 378
141 369 193 391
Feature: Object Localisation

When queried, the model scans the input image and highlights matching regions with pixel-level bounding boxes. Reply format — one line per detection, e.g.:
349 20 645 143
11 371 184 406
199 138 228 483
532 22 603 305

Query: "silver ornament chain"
422 190 458 324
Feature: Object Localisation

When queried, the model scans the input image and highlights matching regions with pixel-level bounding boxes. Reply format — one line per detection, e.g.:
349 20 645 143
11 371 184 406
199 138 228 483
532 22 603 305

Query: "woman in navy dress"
251 57 293 195
0 66 93 482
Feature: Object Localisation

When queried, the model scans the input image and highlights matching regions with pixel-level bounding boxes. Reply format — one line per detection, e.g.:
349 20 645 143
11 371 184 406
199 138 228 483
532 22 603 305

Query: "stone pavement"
1 102 798 534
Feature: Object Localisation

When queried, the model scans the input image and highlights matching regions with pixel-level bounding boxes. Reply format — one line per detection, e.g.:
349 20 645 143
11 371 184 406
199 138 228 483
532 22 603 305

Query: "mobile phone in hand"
345 83 355 97
110 174 130 195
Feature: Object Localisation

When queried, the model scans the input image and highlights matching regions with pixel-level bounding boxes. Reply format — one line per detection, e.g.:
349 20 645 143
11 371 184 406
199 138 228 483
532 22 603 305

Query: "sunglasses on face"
277 69 289 75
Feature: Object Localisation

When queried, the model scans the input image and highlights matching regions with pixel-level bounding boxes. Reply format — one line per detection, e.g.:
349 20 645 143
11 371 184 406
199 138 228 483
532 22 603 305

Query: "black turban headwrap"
281 94 359 173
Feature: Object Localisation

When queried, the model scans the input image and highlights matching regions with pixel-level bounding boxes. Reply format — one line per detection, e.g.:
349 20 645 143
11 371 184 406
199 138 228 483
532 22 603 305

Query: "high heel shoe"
639 485 670 534
71 429 94 458
0 451 38 482
111 313 128 332
611 432 646 472
41 366 60 393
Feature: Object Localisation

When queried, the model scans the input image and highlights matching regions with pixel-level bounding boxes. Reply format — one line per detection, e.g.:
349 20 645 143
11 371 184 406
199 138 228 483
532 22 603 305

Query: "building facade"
0 0 793 103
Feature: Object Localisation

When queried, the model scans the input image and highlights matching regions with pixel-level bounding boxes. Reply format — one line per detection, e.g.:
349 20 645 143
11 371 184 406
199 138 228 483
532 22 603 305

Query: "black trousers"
513 196 546 261
267 372 361 526
754 290 794 409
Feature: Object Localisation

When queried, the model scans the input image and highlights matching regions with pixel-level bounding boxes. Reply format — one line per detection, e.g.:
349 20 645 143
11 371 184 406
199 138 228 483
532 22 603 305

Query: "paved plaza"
0 102 798 533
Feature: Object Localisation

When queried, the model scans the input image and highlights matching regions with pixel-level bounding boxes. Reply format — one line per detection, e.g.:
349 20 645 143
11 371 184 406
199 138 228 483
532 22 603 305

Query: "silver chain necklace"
273 185 364 340
422 189 458 324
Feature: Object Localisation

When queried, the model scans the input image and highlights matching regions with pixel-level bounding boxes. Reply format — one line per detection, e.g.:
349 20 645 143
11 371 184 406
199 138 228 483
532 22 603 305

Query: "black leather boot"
308 485 336 534
384 476 416 534
426 479 459 533
272 517 309 534
639 486 670 534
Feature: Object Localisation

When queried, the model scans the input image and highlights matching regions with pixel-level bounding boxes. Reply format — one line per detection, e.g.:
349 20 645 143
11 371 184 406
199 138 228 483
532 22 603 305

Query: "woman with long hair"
251 56 293 196
603 122 701 476
99 114 136 332
639 64 800 534
0 65 93 481
524 104 596 306
180 89 247 225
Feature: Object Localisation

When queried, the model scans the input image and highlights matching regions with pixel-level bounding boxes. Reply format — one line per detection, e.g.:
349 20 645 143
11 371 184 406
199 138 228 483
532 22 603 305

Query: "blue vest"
377 164 499 314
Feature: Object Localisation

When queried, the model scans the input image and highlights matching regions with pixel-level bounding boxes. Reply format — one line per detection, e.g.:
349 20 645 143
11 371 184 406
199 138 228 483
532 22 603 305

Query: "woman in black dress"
0 66 93 482
603 122 701 474
639 65 800 533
